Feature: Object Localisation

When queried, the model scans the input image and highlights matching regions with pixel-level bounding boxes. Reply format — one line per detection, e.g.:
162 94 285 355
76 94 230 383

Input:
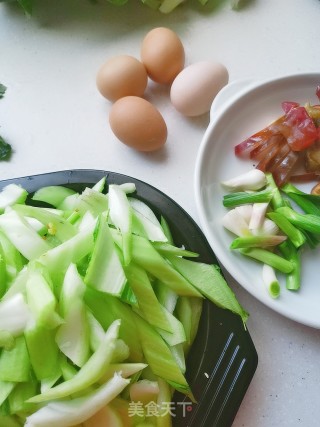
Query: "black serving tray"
0 169 258 427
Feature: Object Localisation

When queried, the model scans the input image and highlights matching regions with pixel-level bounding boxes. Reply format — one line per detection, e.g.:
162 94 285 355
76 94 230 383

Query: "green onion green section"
223 188 274 208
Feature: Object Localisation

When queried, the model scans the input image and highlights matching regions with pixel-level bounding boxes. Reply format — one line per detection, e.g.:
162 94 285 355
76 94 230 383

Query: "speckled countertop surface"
1 0 320 425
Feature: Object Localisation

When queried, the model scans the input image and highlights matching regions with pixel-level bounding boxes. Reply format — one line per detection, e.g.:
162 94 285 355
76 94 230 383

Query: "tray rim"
0 168 258 427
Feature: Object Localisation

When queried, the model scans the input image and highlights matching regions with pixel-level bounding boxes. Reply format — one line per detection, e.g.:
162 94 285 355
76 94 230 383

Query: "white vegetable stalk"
221 169 267 191
26 268 62 330
55 301 90 367
91 177 106 193
0 184 27 213
0 293 31 335
262 264 280 299
24 373 130 427
222 208 250 236
249 203 269 232
25 217 47 236
78 211 96 232
129 197 168 242
129 379 160 403
111 339 130 363
108 184 132 265
55 264 90 367
0 210 51 260
59 193 79 211
28 319 122 404
87 311 105 353
41 373 61 393
119 182 136 194
2 266 29 300
59 263 86 316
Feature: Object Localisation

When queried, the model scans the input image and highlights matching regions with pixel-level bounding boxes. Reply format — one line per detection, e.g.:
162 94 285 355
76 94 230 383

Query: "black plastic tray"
0 169 258 427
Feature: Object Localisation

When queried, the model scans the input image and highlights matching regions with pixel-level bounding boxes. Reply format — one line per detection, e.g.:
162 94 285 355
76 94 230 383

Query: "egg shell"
141 27 185 85
170 61 229 117
96 55 148 102
109 96 167 152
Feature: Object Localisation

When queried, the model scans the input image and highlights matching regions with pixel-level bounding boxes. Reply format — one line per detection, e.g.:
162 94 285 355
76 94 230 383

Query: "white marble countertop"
1 0 320 425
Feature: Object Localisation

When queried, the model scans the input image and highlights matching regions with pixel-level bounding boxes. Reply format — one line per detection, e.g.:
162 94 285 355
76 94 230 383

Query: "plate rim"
194 72 320 329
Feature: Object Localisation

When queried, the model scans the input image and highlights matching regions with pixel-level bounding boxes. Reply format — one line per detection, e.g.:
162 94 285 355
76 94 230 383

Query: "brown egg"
109 96 167 152
96 55 148 102
141 27 185 85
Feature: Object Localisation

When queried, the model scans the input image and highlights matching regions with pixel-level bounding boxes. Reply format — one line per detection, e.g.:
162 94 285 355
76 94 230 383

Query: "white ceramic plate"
194 72 320 329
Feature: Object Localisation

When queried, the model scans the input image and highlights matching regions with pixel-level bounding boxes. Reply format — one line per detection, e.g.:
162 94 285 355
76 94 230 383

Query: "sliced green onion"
239 248 293 273
276 206 320 234
249 202 269 231
267 211 306 248
222 208 250 236
230 235 287 249
281 183 320 215
223 188 274 208
265 172 286 209
279 241 301 291
230 235 286 249
262 264 280 298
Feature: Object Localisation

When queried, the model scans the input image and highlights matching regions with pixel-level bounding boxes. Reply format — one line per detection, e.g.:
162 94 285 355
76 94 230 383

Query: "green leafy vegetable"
0 137 11 160
0 84 6 99
0 177 248 425
0 83 12 160
1 0 250 14
17 0 32 14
